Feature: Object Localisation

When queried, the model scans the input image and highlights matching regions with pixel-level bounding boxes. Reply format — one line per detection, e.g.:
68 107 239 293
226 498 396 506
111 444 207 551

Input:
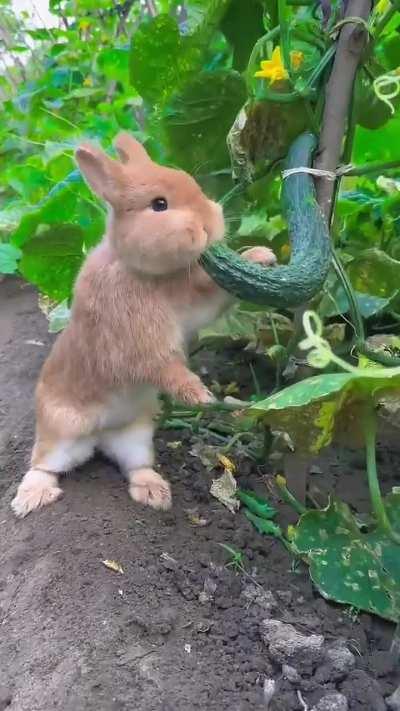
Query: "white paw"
129 468 172 511
11 470 63 518
242 246 277 267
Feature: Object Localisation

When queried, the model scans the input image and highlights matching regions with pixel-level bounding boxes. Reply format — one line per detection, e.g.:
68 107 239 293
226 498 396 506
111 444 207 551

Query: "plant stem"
344 159 400 176
331 250 365 340
362 405 400 545
314 0 372 222
246 26 280 89
278 0 292 79
276 476 307 515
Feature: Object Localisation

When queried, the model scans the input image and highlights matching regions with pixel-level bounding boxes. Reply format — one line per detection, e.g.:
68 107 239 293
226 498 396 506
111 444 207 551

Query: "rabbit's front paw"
242 246 277 267
181 381 216 406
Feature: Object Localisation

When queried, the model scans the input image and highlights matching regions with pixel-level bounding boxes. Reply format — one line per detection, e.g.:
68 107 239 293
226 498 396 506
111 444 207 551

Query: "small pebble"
313 693 348 711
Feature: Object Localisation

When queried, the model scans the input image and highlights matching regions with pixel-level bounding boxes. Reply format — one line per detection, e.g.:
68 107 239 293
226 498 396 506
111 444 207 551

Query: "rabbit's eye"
151 197 168 212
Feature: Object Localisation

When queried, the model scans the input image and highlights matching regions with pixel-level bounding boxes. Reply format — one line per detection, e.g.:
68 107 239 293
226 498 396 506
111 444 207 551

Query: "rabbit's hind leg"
12 435 96 518
98 417 171 511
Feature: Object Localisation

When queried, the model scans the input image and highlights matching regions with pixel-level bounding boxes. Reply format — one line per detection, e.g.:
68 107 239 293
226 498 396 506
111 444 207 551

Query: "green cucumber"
200 132 331 308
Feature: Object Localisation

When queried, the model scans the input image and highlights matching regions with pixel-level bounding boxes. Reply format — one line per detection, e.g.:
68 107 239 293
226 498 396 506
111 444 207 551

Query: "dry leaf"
186 509 209 527
102 559 124 574
166 441 182 450
210 470 239 513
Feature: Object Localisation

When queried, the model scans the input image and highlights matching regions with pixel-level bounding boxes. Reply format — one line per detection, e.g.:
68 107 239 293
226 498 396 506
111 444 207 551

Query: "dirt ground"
0 277 399 711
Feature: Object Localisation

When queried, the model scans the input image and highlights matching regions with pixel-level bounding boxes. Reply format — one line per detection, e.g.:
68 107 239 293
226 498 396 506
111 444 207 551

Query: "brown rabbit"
12 132 276 517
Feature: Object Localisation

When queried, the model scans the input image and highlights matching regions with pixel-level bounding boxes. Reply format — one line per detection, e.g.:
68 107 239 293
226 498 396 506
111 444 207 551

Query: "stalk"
362 405 400 545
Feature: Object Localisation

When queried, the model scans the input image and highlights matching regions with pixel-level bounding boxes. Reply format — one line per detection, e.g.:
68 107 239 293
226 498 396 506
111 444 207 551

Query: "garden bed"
0 277 399 711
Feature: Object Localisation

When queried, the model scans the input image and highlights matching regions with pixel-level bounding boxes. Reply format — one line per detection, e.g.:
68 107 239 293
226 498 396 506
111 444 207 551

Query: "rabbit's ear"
114 132 151 165
75 143 122 203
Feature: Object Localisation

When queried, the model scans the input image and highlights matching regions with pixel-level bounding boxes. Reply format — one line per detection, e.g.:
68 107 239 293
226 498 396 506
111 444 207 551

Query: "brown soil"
0 277 399 711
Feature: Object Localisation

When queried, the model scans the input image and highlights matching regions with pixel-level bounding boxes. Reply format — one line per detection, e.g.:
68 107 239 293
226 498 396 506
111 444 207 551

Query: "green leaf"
18 225 85 301
347 248 400 300
6 161 50 203
163 69 247 172
292 498 400 622
248 371 400 453
11 171 104 266
185 0 232 51
130 15 184 104
238 210 286 240
244 509 283 538
353 116 400 163
0 201 27 234
48 299 71 333
97 47 130 85
221 0 264 71
251 373 354 413
63 87 103 100
198 303 265 348
0 243 22 274
381 32 400 71
237 489 277 519
319 282 399 319
26 28 55 40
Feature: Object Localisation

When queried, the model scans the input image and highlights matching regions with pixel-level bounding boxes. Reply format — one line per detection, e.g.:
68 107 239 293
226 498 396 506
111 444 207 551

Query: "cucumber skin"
200 132 331 308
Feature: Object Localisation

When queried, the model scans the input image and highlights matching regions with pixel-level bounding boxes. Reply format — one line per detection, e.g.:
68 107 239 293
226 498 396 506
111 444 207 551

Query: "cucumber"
200 132 331 308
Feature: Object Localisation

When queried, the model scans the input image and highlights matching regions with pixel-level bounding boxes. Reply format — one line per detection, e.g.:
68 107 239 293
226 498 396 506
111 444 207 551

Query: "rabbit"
11 132 276 518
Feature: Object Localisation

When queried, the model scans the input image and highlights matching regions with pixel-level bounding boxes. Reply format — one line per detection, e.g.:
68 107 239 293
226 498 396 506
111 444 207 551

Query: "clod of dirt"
282 664 301 683
387 685 400 711
198 575 217 603
242 583 277 614
368 650 397 677
0 688 12 711
340 669 387 711
261 619 324 672
127 607 178 636
312 693 348 711
314 643 356 683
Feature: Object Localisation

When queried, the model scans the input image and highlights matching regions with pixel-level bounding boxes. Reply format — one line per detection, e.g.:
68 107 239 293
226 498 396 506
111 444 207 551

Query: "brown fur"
12 132 276 517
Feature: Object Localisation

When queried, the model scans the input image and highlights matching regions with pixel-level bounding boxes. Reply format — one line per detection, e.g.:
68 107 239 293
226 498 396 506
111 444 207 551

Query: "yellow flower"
275 474 287 488
255 47 288 83
287 525 296 541
254 46 304 84
83 76 93 87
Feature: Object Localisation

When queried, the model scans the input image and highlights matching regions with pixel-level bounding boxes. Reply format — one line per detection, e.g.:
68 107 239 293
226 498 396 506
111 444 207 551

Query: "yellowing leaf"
275 474 287 488
217 453 236 474
224 381 240 396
